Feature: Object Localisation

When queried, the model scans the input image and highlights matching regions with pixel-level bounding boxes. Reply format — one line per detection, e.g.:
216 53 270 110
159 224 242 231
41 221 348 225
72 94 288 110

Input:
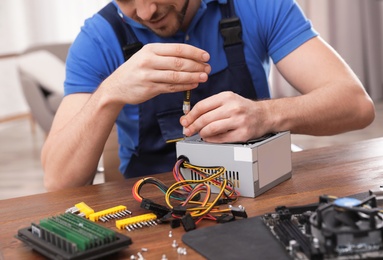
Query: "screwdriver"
183 90 191 115
183 90 191 136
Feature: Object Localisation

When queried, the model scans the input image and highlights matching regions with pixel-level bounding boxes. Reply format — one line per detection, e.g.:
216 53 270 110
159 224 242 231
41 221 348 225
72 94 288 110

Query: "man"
41 0 375 191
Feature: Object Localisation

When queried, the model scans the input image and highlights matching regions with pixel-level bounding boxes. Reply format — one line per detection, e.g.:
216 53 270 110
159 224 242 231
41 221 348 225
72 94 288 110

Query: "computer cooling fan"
262 195 383 259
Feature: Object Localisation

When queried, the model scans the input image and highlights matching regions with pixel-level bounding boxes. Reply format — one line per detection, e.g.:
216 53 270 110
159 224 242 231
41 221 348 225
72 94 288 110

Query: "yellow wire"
165 169 228 217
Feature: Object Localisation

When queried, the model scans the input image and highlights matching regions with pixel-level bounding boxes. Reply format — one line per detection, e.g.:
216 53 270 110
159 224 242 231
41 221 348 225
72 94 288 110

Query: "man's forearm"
41 84 124 191
270 37 375 137
266 82 375 136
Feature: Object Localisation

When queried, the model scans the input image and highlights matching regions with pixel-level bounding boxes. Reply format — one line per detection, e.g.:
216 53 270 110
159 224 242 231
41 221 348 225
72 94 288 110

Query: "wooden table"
1 137 382 259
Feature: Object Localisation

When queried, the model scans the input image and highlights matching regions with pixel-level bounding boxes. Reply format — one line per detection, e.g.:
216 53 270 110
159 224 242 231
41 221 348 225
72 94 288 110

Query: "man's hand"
180 37 375 143
180 91 270 143
42 43 211 191
102 43 211 105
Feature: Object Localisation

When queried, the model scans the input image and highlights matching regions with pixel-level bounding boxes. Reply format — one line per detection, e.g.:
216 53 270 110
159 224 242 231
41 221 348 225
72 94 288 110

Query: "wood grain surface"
1 137 382 259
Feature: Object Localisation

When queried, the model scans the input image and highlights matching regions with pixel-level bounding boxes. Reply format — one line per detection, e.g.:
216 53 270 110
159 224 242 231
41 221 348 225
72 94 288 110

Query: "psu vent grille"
190 169 241 189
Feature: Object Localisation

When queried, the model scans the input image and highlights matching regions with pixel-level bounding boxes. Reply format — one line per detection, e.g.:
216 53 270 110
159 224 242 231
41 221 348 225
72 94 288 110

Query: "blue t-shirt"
65 0 317 174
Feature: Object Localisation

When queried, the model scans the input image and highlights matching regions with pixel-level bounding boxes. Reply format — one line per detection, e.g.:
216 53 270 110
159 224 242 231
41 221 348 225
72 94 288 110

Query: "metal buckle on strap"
219 17 242 47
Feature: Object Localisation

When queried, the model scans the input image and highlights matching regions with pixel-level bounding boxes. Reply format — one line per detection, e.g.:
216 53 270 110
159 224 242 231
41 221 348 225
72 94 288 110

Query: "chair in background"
16 43 125 183
103 124 125 182
17 43 70 133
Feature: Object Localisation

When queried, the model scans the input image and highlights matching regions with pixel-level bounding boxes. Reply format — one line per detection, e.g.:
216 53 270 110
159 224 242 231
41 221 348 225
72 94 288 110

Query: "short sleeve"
64 14 124 96
253 0 318 63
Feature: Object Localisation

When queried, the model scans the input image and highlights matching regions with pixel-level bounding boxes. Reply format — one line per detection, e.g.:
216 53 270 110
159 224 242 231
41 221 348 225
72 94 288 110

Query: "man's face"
119 0 190 37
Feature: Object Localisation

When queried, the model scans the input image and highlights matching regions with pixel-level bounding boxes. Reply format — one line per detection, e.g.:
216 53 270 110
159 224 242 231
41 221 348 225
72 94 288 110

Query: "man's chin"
149 26 180 38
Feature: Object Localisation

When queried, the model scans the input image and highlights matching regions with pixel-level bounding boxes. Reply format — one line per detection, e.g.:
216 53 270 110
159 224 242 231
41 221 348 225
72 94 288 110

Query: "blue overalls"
99 0 257 178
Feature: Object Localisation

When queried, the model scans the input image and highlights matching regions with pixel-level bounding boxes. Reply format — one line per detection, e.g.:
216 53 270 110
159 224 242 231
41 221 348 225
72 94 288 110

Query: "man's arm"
41 89 123 191
270 36 375 135
42 43 211 191
180 37 375 143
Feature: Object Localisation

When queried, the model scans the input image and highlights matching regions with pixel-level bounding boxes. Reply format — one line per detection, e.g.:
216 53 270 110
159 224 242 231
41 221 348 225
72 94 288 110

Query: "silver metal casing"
176 131 292 197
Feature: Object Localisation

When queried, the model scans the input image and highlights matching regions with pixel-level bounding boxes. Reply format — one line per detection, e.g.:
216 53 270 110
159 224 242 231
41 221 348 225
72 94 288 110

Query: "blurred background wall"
271 0 383 102
0 0 382 121
0 0 109 120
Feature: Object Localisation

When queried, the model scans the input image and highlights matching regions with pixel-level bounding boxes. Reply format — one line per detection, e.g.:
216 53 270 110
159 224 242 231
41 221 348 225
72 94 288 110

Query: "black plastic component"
170 219 181 229
181 213 196 232
219 17 242 47
172 205 187 216
216 198 233 205
158 212 173 224
16 225 132 260
216 214 235 223
230 206 248 219
140 199 171 218
177 155 189 163
275 206 291 221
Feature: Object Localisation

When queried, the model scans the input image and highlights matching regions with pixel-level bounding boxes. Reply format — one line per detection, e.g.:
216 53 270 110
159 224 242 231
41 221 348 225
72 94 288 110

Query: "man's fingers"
148 70 208 85
182 94 222 123
150 82 200 94
147 56 211 73
181 98 226 136
148 43 210 62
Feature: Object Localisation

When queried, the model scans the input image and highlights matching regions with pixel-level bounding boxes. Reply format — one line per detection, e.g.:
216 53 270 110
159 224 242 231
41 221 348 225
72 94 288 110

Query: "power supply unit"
176 131 292 198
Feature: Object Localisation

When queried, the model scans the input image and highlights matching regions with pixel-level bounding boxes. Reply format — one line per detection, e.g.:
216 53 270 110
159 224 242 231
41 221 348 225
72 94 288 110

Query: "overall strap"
98 2 143 61
219 0 245 65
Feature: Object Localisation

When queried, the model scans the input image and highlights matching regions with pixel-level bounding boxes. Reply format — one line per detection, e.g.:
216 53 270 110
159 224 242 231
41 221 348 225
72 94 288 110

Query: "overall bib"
99 0 258 178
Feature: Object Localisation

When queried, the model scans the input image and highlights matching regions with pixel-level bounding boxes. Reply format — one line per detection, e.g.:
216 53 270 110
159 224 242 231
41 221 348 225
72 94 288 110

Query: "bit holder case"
176 131 292 197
